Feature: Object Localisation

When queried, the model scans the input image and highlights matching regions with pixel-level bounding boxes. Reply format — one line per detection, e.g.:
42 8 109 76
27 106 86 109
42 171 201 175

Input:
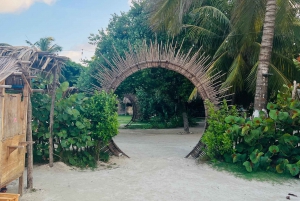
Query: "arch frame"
93 40 230 158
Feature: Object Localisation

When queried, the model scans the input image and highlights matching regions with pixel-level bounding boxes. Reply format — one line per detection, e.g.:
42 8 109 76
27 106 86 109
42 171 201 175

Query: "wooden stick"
21 74 33 94
12 72 22 76
18 172 23 196
32 89 45 93
26 76 33 190
0 85 13 88
49 66 58 167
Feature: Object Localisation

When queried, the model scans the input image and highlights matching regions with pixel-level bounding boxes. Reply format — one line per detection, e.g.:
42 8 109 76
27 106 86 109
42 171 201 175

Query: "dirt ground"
6 125 300 201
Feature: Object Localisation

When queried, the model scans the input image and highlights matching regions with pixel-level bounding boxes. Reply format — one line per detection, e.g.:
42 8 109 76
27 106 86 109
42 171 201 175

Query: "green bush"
202 100 238 159
32 80 118 168
204 85 300 176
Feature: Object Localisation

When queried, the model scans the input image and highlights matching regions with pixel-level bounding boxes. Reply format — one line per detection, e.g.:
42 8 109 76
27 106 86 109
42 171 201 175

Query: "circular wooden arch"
94 40 229 158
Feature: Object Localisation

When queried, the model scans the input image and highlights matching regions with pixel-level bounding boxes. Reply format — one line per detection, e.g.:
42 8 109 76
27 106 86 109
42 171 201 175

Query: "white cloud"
128 0 133 6
59 43 96 65
0 0 56 13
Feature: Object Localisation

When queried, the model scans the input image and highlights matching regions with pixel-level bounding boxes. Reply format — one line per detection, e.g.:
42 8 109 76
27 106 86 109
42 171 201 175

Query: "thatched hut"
0 46 67 195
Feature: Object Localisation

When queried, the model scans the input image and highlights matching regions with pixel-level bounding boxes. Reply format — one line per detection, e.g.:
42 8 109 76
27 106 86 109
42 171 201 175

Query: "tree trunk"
26 94 33 189
253 0 276 116
49 66 58 167
182 103 190 134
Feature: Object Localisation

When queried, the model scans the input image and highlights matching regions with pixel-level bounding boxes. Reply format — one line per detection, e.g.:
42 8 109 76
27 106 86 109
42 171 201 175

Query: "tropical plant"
60 60 84 86
204 84 300 176
31 78 119 168
26 37 62 53
202 100 239 159
150 0 300 105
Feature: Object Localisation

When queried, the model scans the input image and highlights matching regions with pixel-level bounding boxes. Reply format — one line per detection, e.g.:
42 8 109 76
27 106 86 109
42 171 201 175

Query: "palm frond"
190 6 230 30
149 0 195 34
271 51 299 80
187 87 198 102
268 63 292 91
221 53 248 92
207 51 231 75
245 62 259 94
213 33 232 59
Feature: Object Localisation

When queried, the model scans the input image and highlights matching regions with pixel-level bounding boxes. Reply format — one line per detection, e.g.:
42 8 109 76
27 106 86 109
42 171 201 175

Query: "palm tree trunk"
253 0 276 115
182 103 190 134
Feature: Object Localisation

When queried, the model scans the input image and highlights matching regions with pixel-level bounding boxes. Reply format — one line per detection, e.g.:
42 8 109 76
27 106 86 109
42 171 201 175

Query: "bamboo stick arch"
93 40 230 158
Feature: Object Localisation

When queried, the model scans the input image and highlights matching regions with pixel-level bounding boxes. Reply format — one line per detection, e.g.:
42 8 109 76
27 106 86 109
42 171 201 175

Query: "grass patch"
125 123 152 129
207 161 297 184
117 115 132 125
118 115 205 129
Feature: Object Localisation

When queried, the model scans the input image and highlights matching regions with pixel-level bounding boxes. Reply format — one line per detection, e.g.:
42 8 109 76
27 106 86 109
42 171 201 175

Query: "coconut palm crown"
26 37 62 53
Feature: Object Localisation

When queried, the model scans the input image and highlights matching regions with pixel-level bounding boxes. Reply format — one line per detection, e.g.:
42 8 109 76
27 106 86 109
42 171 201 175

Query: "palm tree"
149 0 300 105
26 37 62 53
253 0 276 114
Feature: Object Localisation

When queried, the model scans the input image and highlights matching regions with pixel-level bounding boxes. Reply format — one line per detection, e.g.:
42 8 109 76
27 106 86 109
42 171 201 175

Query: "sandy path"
5 126 300 201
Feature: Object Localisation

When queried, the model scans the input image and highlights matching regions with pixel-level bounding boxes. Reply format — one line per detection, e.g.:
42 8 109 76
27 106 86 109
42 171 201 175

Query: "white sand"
5 126 300 201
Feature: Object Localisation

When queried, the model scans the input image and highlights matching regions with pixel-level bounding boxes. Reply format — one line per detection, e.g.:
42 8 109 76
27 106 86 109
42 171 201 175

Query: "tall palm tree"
253 0 276 114
149 0 300 105
26 37 62 53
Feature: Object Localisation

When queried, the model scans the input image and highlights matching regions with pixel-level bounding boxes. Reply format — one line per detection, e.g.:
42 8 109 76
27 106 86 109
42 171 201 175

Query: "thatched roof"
0 46 68 82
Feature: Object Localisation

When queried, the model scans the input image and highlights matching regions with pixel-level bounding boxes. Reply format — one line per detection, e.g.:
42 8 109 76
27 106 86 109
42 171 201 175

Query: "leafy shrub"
202 100 238 159
32 80 118 168
204 85 300 176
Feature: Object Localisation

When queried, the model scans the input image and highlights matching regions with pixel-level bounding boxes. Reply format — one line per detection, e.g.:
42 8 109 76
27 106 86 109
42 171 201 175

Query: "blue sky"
0 0 132 63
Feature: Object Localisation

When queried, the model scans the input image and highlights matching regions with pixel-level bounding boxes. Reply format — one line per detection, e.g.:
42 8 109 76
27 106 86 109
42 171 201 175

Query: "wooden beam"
12 72 22 76
32 89 45 93
49 66 58 167
25 76 33 190
18 173 23 196
18 61 31 65
0 85 13 88
21 74 32 94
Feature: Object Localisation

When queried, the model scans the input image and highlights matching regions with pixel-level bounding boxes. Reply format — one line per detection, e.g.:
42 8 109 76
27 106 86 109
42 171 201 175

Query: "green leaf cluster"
32 80 119 168
202 100 239 159
204 84 300 176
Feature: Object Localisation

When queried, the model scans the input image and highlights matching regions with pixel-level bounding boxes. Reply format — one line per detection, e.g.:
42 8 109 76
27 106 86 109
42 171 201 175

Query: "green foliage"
25 37 62 53
204 84 300 176
60 61 84 87
80 2 200 126
150 0 300 106
84 91 119 144
132 68 201 127
202 100 238 159
32 79 118 168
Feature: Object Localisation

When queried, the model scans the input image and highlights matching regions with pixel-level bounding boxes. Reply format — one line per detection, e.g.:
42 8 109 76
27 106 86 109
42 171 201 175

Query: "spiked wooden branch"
93 40 228 106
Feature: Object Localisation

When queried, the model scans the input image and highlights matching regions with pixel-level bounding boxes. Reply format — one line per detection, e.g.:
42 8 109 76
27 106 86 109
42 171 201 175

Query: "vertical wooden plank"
0 80 5 187
18 172 23 196
49 66 58 167
24 77 33 189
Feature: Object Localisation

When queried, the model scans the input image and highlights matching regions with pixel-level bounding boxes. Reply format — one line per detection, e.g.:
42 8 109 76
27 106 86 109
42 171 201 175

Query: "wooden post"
26 89 33 189
18 173 23 196
49 66 58 167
